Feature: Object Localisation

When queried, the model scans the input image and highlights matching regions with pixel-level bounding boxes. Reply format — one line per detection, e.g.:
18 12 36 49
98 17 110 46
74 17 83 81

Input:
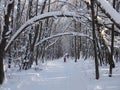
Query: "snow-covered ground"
1 58 120 90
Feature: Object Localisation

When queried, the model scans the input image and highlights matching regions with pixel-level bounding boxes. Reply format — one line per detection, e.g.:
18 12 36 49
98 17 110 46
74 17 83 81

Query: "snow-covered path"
1 58 120 90
38 60 87 90
1 59 88 90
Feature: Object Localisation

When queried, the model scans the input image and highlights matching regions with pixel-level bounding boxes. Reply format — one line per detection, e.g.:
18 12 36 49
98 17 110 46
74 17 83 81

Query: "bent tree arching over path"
5 11 81 51
1 11 83 84
35 32 92 47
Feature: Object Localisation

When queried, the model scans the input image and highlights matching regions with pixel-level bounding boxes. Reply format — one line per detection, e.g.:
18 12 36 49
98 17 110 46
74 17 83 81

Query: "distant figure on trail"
64 55 66 62
64 53 69 62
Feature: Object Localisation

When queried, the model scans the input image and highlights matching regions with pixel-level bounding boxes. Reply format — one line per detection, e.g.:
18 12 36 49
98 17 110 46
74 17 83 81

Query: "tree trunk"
90 0 99 79
0 41 5 84
0 0 14 84
109 0 116 77
74 36 77 62
8 48 12 68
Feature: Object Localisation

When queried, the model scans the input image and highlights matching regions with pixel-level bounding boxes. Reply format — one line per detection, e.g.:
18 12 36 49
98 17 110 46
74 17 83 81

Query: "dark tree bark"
0 0 14 84
74 36 77 62
8 49 12 68
109 0 116 77
39 0 50 63
90 0 99 79
0 40 5 84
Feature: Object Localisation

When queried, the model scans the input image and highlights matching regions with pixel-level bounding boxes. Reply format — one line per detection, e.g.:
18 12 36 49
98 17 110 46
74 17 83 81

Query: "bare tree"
109 0 116 77
90 0 99 79
0 0 14 84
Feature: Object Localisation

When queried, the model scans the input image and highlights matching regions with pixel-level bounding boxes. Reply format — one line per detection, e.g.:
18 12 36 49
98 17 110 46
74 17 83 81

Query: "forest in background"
0 0 120 84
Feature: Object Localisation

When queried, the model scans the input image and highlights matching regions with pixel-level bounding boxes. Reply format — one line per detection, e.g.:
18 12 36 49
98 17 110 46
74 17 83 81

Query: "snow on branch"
5 0 14 15
96 0 120 29
35 32 92 47
101 29 120 48
5 11 80 51
45 39 58 50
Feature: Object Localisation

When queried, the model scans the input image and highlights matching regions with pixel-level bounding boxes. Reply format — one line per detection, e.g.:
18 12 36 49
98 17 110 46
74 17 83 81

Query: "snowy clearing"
1 58 120 90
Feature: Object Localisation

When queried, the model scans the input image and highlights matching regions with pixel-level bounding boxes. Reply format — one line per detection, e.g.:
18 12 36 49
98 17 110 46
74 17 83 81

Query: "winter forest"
0 0 120 90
